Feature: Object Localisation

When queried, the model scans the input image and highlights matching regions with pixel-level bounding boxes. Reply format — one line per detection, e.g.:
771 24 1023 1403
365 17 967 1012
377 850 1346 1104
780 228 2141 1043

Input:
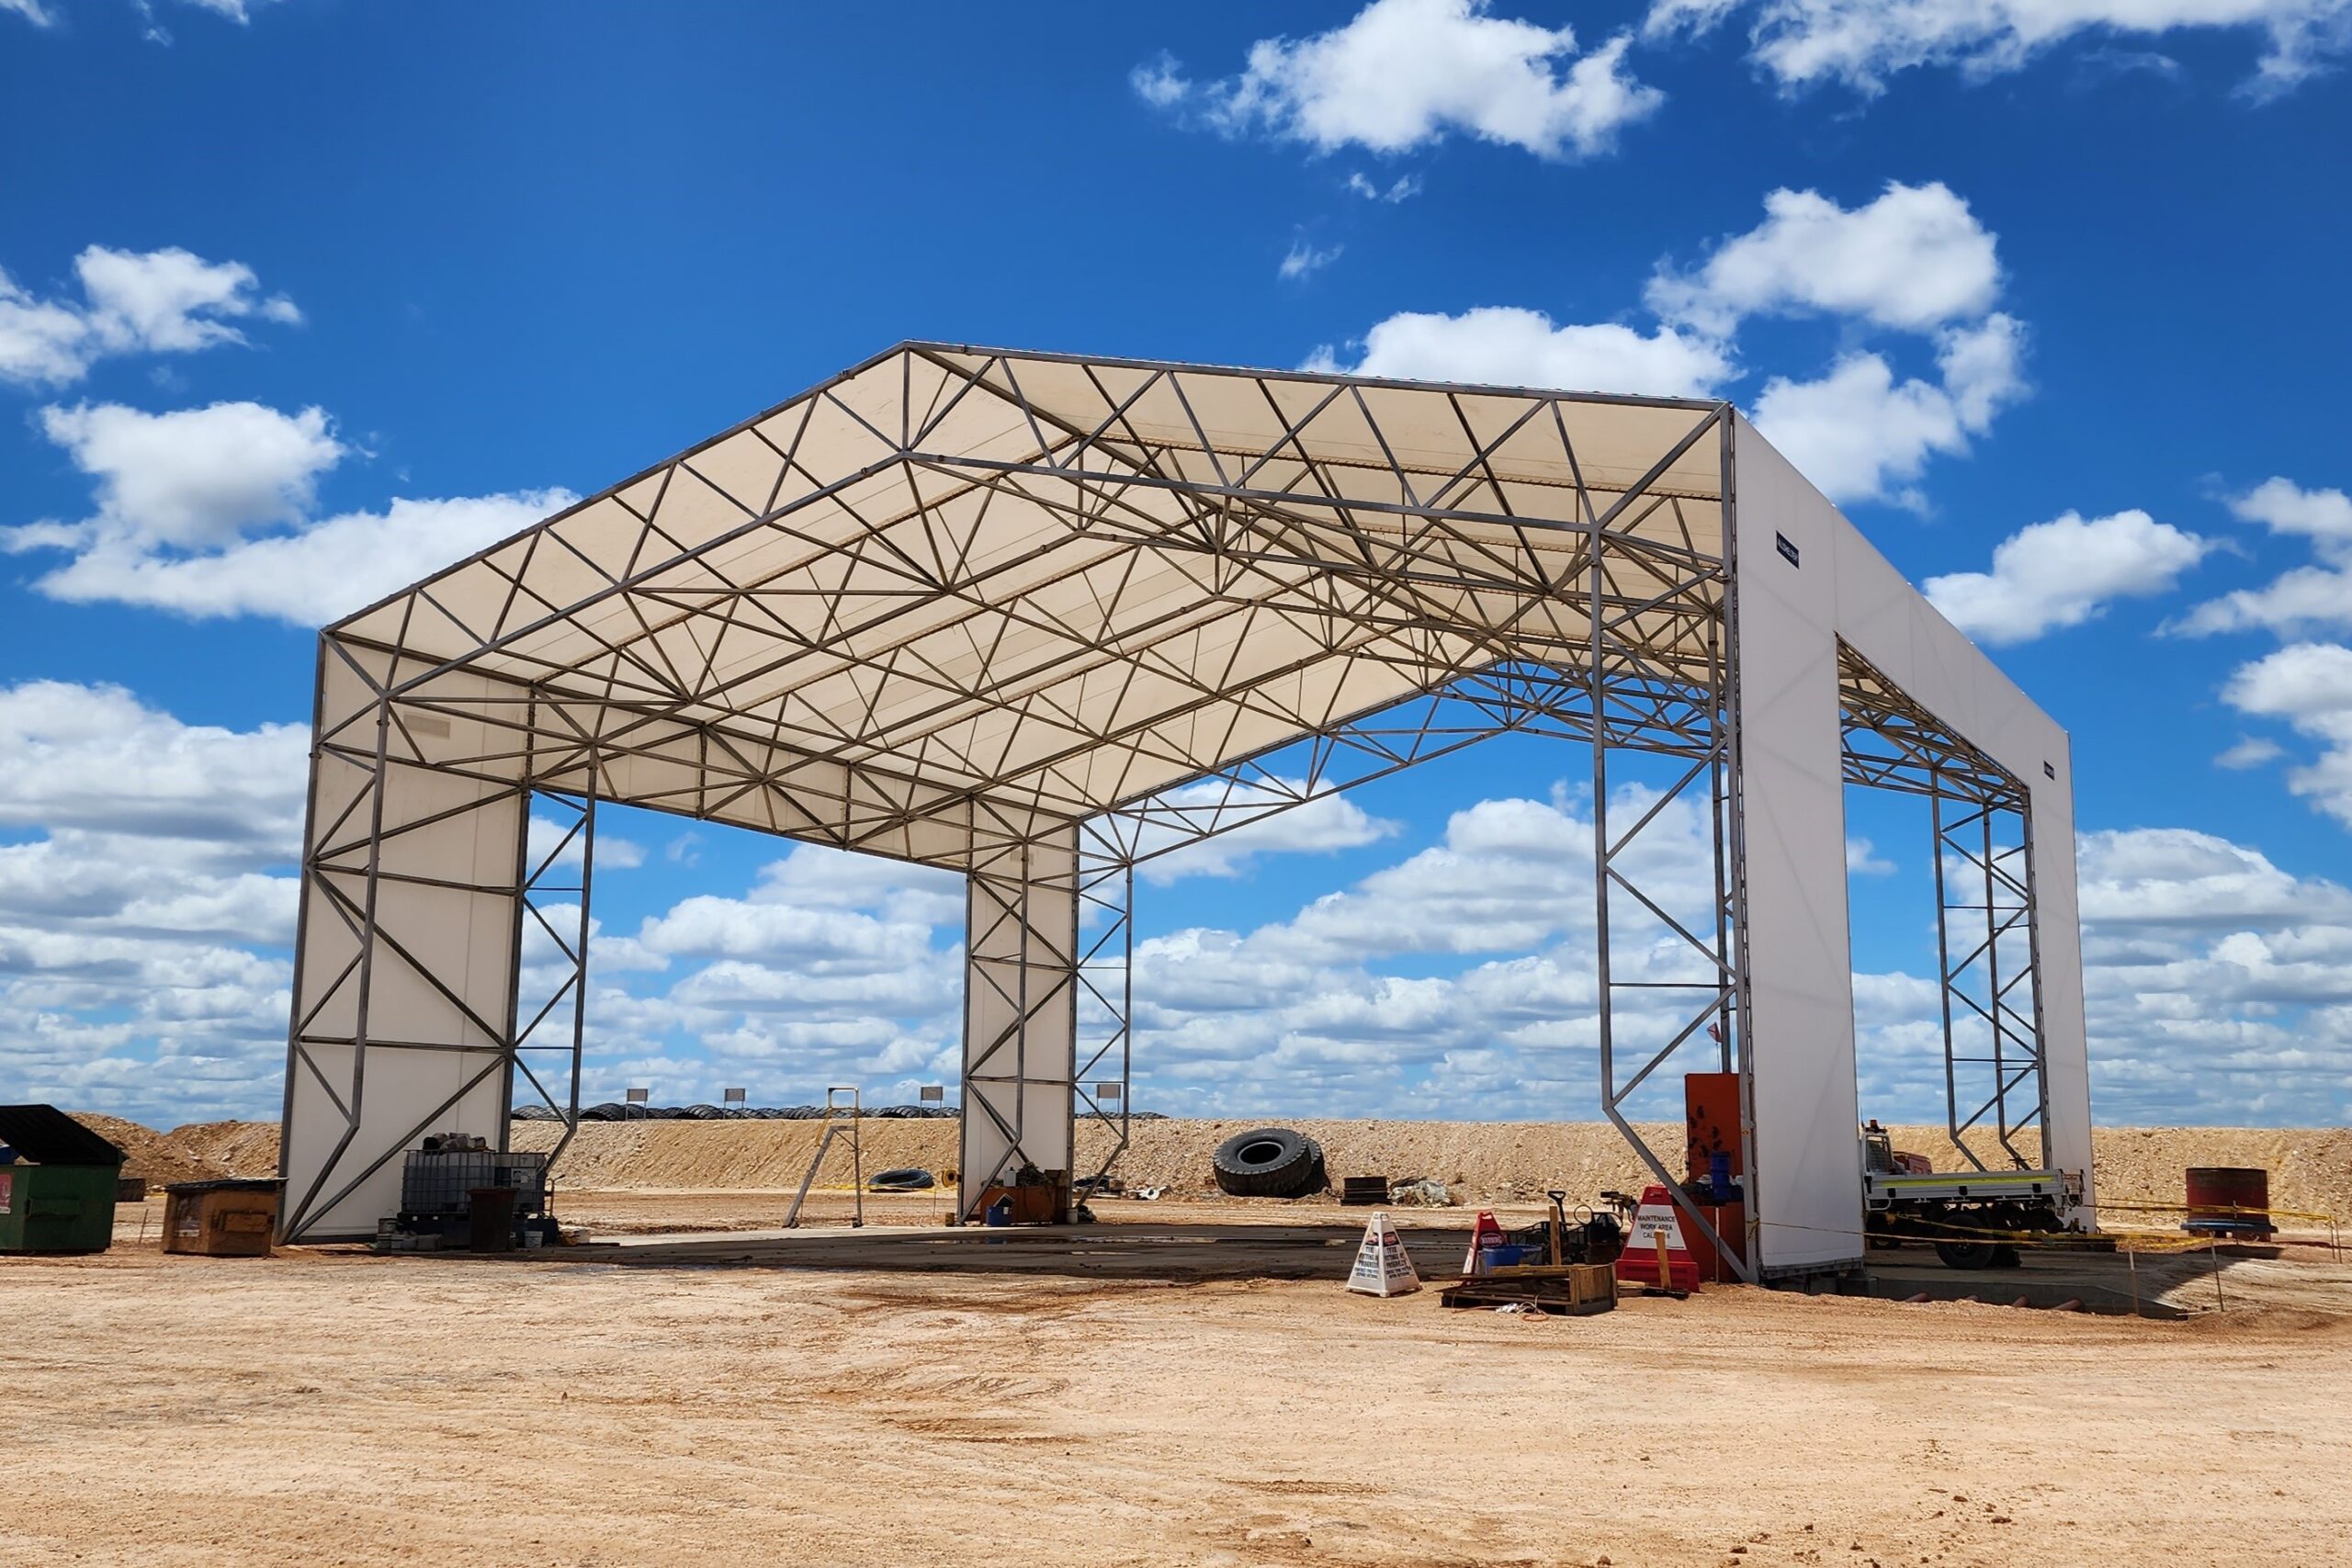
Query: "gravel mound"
51 1114 2352 1223
65 1113 228 1187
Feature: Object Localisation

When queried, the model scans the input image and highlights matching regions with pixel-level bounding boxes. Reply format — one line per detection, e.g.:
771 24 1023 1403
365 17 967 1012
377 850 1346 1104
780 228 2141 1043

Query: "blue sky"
3 0 2349 1130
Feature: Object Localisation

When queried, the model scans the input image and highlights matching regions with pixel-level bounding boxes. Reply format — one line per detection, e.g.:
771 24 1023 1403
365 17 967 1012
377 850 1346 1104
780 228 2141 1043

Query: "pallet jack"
1438 1191 1625 1315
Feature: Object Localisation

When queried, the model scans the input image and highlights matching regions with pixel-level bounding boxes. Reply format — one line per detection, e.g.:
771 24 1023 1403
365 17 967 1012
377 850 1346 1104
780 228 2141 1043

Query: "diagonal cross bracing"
277 344 2070 1270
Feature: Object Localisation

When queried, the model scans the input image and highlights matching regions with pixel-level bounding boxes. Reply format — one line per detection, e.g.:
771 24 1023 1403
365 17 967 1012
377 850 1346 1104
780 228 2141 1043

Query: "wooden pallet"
1439 1262 1618 1315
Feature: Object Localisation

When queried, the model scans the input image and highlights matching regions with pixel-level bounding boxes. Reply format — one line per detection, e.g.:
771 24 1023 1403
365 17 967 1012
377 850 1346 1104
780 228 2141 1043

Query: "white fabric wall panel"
1728 419 1866 1273
278 643 529 1240
1732 414 2095 1247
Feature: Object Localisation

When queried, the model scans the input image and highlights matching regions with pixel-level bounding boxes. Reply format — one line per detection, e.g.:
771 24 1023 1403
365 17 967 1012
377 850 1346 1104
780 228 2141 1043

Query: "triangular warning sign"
1613 1184 1702 1292
1347 1211 1421 1297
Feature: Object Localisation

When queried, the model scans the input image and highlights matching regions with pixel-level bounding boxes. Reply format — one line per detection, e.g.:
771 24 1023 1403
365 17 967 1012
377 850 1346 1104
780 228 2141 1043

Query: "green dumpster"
0 1104 126 1255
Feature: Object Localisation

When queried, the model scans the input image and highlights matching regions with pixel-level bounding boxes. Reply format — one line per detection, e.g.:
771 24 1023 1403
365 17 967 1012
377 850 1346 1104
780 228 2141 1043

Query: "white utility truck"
1860 1123 2086 1269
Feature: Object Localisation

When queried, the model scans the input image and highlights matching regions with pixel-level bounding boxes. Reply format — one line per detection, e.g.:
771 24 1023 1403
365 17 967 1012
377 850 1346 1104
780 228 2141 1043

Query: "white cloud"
2168 479 2352 831
0 682 310 1123
0 684 982 1123
1749 355 1958 508
2174 479 2352 637
1319 305 1736 397
1344 171 1424 202
1140 0 1663 161
1750 314 2025 506
1923 508 2210 645
1648 182 2001 337
30 400 343 549
1136 780 1402 883
10 695 2349 1125
0 245 298 387
17 491 569 625
2230 476 2352 558
6 399 570 623
2223 642 2352 828
2067 826 2352 1122
1119 804 2352 1124
1249 789 1714 964
1129 51 1192 107
2216 736 2285 770
1847 837 1896 874
1320 184 2026 503
1279 238 1345 281
1696 186 2024 503
1645 0 2352 98
663 953 961 1021
2079 823 2352 928
749 843 967 927
638 895 938 973
2178 564 2352 638
12 0 280 37
0 680 307 853
1935 309 2028 428
526 815 645 874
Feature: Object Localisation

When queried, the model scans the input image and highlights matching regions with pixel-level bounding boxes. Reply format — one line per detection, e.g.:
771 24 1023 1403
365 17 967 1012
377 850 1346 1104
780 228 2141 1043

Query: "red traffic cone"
1461 1209 1510 1276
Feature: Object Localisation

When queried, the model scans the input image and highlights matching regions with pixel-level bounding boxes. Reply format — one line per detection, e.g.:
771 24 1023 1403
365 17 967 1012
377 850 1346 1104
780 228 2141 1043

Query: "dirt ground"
11 1204 2352 1568
29 1113 2349 1564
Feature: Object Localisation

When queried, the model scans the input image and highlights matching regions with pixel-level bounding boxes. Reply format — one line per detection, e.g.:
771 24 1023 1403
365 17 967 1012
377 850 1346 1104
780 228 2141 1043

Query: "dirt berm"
69 1112 2352 1221
505 1118 2352 1220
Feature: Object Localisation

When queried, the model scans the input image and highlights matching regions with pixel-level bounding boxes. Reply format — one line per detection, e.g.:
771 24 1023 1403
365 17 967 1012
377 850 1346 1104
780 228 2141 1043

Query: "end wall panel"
1731 418 1866 1273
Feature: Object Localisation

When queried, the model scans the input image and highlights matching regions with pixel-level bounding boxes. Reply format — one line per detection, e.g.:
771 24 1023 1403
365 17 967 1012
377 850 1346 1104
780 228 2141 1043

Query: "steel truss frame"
1069 649 1737 1238
280 346 2048 1258
513 788 596 1172
1837 645 2048 1173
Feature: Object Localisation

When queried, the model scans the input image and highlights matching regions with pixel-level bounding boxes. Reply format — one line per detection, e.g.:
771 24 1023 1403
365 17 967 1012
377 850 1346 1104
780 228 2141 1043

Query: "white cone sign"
1347 1210 1421 1297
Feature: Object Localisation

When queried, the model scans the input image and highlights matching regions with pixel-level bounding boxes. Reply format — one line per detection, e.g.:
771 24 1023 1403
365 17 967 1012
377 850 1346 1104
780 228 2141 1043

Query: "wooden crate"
162 1179 281 1258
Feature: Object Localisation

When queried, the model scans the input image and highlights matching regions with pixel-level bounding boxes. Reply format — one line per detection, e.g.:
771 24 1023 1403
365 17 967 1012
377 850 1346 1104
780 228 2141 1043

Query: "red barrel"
2184 1167 2273 1239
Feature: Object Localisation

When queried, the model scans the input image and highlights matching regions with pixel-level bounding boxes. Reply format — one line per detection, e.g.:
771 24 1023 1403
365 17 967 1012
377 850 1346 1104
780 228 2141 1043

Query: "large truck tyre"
1211 1127 1326 1198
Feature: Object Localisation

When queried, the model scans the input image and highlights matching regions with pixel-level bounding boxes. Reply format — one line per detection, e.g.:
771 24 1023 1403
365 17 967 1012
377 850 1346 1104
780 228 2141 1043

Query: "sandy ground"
39 1112 2346 1561
6 1213 2352 1568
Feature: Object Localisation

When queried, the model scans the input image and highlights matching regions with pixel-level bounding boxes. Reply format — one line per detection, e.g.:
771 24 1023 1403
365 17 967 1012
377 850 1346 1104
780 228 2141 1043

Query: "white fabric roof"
334 344 1727 853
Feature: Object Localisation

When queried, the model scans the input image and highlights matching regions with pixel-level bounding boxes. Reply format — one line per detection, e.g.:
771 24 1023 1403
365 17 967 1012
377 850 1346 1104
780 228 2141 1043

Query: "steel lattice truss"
1837 644 2050 1167
321 344 1730 862
281 344 2052 1263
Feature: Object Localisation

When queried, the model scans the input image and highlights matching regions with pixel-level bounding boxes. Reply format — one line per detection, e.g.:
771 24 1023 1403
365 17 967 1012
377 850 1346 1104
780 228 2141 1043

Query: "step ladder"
784 1086 864 1229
